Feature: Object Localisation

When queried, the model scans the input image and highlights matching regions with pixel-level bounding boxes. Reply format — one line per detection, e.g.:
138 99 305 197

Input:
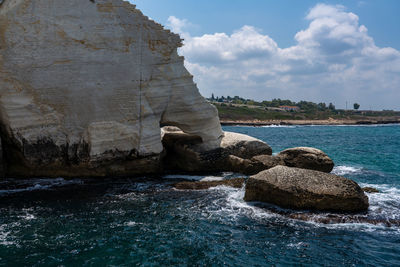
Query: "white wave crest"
0 178 83 196
206 186 277 222
360 183 400 221
332 165 363 176
163 174 226 181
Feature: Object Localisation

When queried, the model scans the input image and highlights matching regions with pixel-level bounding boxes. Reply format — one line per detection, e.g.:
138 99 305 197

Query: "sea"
0 124 399 266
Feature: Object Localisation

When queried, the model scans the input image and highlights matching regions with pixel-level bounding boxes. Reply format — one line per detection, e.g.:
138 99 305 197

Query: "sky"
131 0 400 110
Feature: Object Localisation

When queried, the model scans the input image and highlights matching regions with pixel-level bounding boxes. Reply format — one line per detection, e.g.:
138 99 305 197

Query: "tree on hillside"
328 103 336 110
354 103 360 110
317 103 327 111
211 93 215 100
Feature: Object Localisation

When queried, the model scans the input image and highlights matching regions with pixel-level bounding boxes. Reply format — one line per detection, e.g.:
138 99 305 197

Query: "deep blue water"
1 125 399 266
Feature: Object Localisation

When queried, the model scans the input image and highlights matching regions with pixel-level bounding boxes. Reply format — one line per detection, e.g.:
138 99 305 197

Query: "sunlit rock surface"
244 166 369 212
0 0 222 177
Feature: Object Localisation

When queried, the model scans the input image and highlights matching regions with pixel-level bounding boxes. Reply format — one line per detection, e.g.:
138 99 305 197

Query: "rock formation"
244 166 369 212
0 0 222 177
362 187 380 193
216 147 334 176
162 129 272 173
276 147 334 173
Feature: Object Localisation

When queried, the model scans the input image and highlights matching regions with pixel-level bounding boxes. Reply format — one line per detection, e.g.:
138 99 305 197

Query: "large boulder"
277 147 334 173
0 0 222 177
220 132 272 158
244 166 369 212
162 130 272 173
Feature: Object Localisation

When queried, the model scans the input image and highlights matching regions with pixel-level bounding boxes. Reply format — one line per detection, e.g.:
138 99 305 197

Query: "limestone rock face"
0 0 222 177
244 166 369 212
0 137 3 177
277 147 334 173
162 131 272 173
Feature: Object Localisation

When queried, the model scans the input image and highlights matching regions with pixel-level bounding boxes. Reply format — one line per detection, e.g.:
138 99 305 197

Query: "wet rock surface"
362 187 380 193
173 178 245 190
244 166 369 212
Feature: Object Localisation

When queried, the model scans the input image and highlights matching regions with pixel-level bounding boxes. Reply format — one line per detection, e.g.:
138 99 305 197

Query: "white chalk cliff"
0 0 222 176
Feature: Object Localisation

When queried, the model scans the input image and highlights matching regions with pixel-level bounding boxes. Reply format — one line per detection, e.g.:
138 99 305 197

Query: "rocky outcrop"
162 130 272 173
220 132 272 158
0 0 222 177
173 178 245 190
226 149 333 176
244 166 369 212
277 147 334 173
362 187 380 193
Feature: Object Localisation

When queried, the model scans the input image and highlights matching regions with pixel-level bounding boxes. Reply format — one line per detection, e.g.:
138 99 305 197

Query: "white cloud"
167 4 400 110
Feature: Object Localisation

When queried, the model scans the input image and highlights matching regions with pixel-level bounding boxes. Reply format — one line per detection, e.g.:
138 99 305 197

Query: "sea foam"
332 165 363 176
0 178 83 196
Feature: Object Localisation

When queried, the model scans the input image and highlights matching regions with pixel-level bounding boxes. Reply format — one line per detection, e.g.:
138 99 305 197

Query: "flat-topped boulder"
277 147 334 173
0 0 222 177
244 166 369 212
162 130 272 173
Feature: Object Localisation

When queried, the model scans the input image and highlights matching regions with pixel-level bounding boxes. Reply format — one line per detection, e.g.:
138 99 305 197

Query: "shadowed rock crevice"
162 128 272 173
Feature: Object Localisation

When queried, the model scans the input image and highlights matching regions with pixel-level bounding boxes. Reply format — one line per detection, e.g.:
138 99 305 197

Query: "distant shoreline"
220 119 400 126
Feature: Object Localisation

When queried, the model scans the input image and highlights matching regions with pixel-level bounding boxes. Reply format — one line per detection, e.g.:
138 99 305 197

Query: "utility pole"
346 101 348 110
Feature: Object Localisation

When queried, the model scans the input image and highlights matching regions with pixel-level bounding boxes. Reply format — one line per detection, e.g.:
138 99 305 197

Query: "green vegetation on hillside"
209 96 400 121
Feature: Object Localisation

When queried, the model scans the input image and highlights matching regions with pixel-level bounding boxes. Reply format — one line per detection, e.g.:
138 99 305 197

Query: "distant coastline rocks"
244 166 369 212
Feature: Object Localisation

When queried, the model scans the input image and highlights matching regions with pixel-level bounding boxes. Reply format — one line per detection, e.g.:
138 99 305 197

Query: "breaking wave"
0 178 83 196
332 165 363 176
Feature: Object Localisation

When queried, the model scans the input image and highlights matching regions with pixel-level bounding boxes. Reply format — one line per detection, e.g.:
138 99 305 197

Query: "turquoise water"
1 125 400 266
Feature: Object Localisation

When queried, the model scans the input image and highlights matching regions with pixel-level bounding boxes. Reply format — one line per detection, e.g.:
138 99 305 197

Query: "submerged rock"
0 0 222 177
173 178 245 190
362 187 380 193
277 147 334 173
162 131 272 173
244 166 369 212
